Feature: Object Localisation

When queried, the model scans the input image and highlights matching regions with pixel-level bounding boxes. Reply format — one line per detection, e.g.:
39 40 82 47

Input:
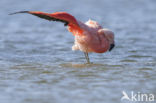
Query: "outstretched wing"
9 11 69 26
9 11 84 35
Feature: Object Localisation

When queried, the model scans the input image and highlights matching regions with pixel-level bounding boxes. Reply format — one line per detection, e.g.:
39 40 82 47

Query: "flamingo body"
70 20 114 53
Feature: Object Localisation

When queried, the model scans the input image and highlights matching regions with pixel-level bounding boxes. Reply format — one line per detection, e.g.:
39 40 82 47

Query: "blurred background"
0 0 156 103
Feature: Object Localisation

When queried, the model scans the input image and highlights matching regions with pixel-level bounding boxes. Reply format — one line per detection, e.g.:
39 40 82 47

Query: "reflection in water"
120 59 137 62
60 63 104 68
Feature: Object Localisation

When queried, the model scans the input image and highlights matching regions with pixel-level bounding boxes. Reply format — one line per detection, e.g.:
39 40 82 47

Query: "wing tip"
9 11 29 15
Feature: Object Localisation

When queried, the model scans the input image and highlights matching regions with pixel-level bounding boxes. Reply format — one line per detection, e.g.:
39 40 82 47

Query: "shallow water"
0 0 156 103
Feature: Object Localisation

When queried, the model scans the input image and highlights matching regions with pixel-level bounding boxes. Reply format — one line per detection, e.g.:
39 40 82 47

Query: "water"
0 0 156 103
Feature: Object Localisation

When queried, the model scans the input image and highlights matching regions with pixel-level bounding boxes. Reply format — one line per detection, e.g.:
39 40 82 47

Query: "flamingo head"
106 33 115 51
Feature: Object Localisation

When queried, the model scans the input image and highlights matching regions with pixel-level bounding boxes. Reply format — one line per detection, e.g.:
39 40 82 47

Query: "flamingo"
9 11 115 64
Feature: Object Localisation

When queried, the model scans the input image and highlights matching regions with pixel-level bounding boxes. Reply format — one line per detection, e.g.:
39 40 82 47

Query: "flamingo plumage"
9 11 115 64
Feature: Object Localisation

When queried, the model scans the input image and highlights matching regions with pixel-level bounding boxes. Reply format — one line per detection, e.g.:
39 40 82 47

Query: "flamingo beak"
109 44 115 51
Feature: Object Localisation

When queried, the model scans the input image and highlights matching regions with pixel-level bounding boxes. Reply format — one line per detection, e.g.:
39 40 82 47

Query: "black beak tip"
109 44 115 51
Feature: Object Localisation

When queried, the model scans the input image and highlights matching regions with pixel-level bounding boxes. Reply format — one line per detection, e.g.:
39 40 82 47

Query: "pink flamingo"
9 11 115 64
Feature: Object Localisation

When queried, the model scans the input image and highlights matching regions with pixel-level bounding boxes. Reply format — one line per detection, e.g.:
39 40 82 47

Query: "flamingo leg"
84 52 90 64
